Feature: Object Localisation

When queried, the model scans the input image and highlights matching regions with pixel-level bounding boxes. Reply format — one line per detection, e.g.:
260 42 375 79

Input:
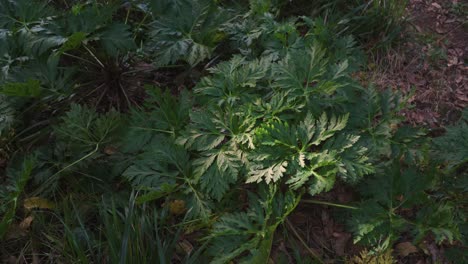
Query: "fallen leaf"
169 199 186 215
431 2 442 9
24 197 55 210
19 216 34 230
178 240 194 255
395 241 419 257
435 26 446 34
447 56 459 67
103 146 118 155
396 194 404 202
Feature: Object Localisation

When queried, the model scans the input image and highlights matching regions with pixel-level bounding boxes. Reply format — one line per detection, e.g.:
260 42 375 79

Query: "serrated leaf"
199 165 230 201
18 25 66 56
196 149 240 200
99 23 136 56
147 0 228 66
247 161 287 184
123 161 178 189
308 173 336 196
287 152 337 193
195 56 269 106
207 187 300 263
273 46 331 102
414 203 460 244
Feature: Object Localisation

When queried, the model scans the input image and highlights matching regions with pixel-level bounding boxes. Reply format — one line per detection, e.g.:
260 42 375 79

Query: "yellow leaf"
169 200 186 215
23 197 55 210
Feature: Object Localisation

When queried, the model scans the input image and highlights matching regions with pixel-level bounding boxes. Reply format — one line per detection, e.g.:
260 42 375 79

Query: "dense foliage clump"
0 0 465 262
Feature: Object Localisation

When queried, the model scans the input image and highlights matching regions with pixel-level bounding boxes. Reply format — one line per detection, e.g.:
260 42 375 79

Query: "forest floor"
285 0 467 262
371 0 467 127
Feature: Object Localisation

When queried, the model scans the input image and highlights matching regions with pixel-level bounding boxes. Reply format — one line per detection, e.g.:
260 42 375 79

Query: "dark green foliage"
147 0 229 66
207 185 301 263
54 104 123 151
432 109 468 171
0 0 465 262
0 156 35 238
348 163 460 250
121 86 192 152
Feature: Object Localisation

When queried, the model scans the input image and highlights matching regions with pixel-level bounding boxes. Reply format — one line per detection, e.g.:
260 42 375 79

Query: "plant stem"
301 199 358 210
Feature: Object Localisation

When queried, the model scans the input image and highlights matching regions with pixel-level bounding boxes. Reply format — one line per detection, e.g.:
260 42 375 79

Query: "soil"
370 0 467 127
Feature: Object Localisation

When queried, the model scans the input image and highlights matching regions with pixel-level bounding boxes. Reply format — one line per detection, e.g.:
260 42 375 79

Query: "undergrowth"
0 0 465 263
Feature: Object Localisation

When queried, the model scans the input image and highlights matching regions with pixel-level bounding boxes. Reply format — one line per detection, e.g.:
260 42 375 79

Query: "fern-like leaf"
195 55 270 107
99 23 136 57
248 112 351 195
207 186 300 263
147 0 228 66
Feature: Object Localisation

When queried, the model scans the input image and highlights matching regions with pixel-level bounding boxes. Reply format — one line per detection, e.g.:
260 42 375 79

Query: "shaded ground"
369 0 467 127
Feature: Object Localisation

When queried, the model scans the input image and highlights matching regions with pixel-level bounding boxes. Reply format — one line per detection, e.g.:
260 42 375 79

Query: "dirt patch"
368 0 467 127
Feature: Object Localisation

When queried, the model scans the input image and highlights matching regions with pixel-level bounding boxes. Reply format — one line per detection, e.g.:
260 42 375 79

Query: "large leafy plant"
114 32 422 260
0 0 465 262
348 163 460 250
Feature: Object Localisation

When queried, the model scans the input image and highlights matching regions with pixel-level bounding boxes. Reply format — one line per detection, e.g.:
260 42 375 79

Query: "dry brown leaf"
103 146 118 155
19 216 34 230
178 240 193 255
435 26 446 34
395 241 419 257
431 2 442 9
24 197 55 210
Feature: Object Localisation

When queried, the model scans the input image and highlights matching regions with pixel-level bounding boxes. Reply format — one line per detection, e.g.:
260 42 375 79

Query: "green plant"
145 0 231 66
36 193 192 263
451 1 468 17
1 1 465 262
348 163 460 251
206 185 301 263
432 109 468 172
0 156 35 238
431 109 468 259
264 0 409 50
